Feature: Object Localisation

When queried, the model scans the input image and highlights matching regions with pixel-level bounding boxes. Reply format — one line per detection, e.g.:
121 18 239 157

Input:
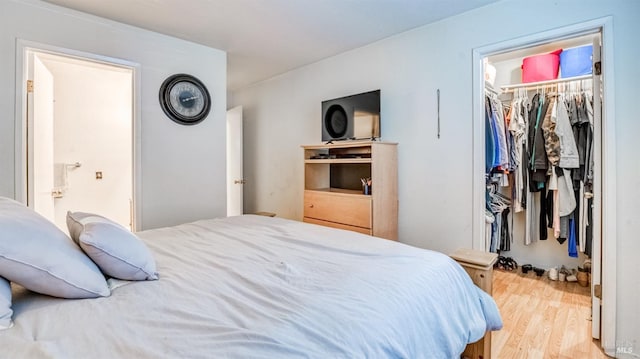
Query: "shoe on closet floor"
549 267 558 281
559 266 570 282
559 270 566 281
565 267 577 282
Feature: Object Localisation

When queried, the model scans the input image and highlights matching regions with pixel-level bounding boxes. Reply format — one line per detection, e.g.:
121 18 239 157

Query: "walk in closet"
481 31 608 350
483 33 602 273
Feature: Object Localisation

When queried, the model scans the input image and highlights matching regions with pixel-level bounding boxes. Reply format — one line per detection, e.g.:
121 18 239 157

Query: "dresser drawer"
304 191 372 229
303 217 373 235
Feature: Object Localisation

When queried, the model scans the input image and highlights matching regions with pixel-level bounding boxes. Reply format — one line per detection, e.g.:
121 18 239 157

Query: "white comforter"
2 215 501 358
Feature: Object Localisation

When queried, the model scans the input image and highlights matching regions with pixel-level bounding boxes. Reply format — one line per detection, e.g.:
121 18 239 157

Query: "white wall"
232 0 640 355
41 57 132 232
0 0 227 230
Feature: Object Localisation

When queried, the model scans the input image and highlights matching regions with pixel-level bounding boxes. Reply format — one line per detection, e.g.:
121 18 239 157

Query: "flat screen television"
321 90 380 142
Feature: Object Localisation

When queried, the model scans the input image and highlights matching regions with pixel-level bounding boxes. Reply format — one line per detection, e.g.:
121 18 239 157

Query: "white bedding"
1 215 501 358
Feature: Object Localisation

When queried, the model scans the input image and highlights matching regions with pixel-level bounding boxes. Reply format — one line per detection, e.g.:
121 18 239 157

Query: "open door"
24 49 135 233
226 106 244 216
26 51 56 222
591 35 602 340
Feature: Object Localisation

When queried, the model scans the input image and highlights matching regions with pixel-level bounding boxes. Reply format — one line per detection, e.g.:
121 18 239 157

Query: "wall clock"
159 74 211 125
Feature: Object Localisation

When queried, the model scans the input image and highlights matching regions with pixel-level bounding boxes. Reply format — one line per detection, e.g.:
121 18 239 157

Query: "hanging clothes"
484 86 515 253
500 207 511 252
565 90 595 256
484 79 596 259
569 93 591 186
585 195 594 257
528 93 550 185
485 91 510 172
508 93 529 213
526 87 595 252
485 97 496 174
555 96 580 169
486 177 512 253
485 209 495 252
568 217 578 258
541 95 561 167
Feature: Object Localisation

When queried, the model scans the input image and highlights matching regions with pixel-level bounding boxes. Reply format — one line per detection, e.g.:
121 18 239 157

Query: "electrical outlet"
96 171 103 179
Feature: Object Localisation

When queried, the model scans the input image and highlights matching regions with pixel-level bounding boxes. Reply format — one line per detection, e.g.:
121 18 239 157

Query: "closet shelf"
500 74 592 92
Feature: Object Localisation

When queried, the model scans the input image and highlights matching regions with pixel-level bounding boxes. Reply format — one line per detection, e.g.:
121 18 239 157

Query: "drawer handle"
309 204 314 208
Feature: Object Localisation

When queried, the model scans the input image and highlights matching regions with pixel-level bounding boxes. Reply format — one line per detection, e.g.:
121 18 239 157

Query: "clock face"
159 74 211 125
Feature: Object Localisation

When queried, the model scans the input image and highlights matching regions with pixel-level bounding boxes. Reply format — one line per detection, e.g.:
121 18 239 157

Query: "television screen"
321 90 380 142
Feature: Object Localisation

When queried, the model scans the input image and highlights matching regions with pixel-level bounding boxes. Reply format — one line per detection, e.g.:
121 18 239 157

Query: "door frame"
14 39 142 230
471 17 616 355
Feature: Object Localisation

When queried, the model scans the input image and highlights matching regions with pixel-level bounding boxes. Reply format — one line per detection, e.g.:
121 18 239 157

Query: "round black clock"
159 74 211 125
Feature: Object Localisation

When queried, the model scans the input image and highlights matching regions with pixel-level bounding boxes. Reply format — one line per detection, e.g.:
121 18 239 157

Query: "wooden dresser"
302 141 397 240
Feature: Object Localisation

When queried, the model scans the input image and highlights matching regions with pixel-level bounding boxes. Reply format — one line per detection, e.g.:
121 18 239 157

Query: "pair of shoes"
549 267 559 281
496 256 508 270
560 266 577 282
522 264 533 274
534 267 545 277
496 256 517 271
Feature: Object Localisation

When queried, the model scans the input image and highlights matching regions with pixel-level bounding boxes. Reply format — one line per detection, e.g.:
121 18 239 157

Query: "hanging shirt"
490 96 510 170
509 96 528 212
529 94 550 184
541 95 561 167
485 96 496 174
555 97 580 169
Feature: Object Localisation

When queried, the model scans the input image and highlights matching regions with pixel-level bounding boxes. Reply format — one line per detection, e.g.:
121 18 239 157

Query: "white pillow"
0 277 12 330
67 212 159 281
66 211 113 245
0 197 110 299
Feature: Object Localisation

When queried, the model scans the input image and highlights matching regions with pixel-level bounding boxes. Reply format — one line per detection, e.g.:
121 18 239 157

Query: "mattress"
1 215 501 358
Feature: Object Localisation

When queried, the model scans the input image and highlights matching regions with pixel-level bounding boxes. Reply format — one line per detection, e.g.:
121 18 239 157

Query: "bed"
1 204 502 358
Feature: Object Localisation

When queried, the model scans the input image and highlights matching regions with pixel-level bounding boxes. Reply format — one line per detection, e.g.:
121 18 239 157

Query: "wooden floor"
492 269 609 359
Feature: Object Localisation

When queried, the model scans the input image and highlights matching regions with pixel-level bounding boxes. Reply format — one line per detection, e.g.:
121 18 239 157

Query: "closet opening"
472 17 616 357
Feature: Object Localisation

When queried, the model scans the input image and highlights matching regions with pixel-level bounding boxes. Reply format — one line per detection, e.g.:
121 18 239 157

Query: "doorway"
226 105 244 216
23 49 135 233
471 18 616 356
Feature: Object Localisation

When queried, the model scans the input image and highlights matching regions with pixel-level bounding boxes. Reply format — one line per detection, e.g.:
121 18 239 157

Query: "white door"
226 106 244 216
591 35 602 340
27 52 56 222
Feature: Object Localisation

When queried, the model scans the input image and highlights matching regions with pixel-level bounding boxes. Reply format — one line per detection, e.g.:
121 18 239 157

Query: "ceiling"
42 0 500 91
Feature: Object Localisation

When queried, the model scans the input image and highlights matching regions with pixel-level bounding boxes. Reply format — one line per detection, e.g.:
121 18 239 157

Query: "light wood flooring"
492 269 609 359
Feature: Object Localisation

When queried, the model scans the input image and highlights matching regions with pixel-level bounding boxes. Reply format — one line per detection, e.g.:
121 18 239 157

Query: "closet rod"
500 74 591 91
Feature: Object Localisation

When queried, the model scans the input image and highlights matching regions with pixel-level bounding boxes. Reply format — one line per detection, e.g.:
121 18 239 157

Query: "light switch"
96 171 103 179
